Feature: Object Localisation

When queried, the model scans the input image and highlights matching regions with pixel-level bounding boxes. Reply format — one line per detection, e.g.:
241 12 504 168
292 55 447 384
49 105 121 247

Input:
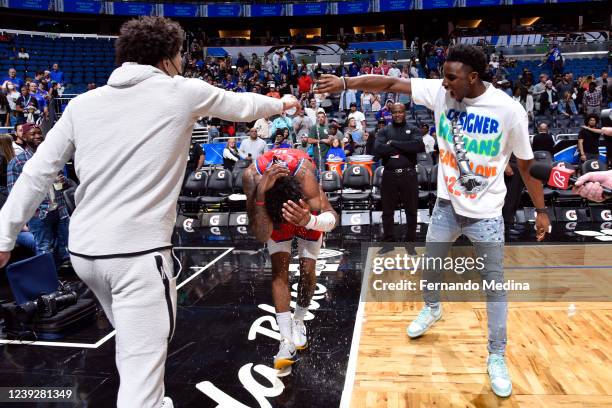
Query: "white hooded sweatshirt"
0 63 283 256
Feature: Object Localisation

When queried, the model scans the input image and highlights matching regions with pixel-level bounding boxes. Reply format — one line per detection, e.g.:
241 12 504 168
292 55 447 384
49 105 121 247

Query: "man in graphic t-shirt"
315 44 550 398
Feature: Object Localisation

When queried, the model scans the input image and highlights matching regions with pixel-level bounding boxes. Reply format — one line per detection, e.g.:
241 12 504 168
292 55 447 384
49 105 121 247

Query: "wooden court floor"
347 245 612 408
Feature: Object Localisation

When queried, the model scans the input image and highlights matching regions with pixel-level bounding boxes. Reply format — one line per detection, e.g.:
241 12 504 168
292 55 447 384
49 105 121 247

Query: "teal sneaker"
407 305 442 338
487 354 512 397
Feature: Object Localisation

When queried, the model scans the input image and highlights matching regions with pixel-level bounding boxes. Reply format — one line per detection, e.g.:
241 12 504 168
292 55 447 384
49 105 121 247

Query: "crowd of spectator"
0 63 66 127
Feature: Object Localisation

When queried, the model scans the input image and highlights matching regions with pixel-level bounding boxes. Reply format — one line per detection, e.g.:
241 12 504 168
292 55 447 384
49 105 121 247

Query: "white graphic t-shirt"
411 79 533 219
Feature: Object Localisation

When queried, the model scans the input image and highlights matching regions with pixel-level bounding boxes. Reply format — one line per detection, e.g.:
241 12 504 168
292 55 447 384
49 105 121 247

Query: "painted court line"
339 247 371 408
0 247 234 348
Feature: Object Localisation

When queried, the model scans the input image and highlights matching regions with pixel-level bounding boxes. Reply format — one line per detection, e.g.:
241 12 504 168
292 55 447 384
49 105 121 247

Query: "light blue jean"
423 199 507 355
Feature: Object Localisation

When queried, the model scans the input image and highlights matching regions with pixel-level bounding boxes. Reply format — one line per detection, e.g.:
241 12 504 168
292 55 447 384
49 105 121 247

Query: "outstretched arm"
315 74 411 95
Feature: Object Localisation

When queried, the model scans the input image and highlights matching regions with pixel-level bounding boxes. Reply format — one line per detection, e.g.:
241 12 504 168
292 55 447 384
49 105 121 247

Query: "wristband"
535 207 548 214
341 76 347 91
305 212 336 232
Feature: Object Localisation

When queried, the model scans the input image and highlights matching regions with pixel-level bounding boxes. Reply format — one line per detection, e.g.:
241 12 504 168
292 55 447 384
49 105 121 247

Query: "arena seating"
1 35 115 93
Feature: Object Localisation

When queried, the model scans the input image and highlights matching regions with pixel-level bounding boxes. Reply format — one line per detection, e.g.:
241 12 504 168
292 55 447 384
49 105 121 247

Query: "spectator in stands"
266 83 281 99
532 73 548 112
595 71 608 106
28 81 48 119
583 82 602 116
555 72 574 97
17 47 29 60
15 85 39 125
422 124 436 157
308 111 331 174
348 102 366 131
11 123 25 156
2 68 24 90
186 141 205 177
388 62 401 79
49 63 64 87
512 86 534 122
278 74 291 96
239 128 267 162
7 123 69 266
325 136 346 162
578 115 601 162
342 132 356 157
0 133 14 197
254 115 270 140
531 122 555 155
538 80 558 115
557 91 578 124
272 129 291 149
269 112 293 142
297 71 313 97
303 97 317 124
339 86 357 112
344 117 365 151
376 99 394 125
222 73 236 90
293 107 312 140
223 137 240 170
317 91 333 113
0 93 9 126
360 91 374 112
539 43 563 77
236 53 249 70
5 83 19 126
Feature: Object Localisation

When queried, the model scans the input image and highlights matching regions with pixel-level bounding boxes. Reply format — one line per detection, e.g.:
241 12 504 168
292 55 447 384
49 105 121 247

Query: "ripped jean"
423 198 507 355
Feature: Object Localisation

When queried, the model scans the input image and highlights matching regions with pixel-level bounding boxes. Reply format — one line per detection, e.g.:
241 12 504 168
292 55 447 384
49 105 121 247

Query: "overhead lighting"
519 17 541 26
456 19 482 29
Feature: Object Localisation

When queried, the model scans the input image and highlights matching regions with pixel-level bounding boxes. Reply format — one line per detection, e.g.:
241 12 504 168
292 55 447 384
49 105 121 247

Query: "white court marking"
0 247 234 348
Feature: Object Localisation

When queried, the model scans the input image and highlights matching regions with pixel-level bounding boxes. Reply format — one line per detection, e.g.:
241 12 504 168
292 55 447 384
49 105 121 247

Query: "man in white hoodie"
0 16 298 408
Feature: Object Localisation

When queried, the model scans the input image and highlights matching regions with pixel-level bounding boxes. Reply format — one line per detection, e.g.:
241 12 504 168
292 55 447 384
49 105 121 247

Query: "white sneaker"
274 337 296 376
161 397 174 408
407 305 442 338
488 354 513 397
292 320 308 350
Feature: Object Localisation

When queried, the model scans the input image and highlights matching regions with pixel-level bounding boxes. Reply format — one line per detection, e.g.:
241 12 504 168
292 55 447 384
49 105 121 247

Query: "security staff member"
375 103 424 249
186 141 205 178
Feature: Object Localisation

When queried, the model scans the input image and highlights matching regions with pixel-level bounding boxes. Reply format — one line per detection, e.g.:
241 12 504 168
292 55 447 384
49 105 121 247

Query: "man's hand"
281 94 300 112
535 213 551 241
0 252 11 268
257 164 290 197
282 199 311 226
315 74 343 94
573 170 612 202
504 164 514 176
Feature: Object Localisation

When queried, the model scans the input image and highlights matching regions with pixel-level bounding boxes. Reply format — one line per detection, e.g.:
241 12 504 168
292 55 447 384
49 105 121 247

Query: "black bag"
1 298 97 340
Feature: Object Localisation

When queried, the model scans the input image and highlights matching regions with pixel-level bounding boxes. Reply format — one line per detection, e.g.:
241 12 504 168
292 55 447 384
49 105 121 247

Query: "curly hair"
115 16 184 66
265 176 303 227
585 114 599 126
446 44 487 79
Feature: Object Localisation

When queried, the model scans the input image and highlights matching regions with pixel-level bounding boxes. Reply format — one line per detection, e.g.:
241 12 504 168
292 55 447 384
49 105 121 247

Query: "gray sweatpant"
71 249 177 408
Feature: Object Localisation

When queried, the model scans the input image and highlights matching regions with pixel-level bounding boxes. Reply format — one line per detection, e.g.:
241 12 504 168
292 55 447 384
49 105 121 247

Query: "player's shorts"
267 223 322 260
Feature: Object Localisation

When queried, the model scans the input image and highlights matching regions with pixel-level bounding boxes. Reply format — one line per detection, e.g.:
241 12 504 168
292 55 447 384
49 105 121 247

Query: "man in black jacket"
375 103 424 252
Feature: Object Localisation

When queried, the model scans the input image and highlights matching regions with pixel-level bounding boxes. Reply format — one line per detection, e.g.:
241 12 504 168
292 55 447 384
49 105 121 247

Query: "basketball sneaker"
407 305 442 338
292 320 308 350
487 354 512 397
274 338 296 376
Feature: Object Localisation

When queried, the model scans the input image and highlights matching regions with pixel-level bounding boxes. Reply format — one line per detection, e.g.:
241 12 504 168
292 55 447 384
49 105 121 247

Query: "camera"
16 287 78 320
